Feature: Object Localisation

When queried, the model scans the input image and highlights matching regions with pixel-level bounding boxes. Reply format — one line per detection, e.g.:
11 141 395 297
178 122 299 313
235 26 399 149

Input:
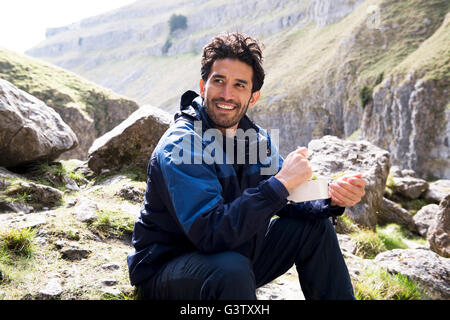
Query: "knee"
211 251 254 282
202 251 256 299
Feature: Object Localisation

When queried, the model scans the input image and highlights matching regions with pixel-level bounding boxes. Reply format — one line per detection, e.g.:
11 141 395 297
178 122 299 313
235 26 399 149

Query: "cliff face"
25 0 450 178
25 0 365 112
249 0 450 180
362 12 450 179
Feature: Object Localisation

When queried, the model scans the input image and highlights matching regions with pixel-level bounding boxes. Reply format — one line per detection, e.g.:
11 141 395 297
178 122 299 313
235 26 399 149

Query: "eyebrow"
212 74 249 85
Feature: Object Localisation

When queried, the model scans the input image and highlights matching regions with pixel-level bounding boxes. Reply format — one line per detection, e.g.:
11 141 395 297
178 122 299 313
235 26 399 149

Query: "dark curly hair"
201 33 265 93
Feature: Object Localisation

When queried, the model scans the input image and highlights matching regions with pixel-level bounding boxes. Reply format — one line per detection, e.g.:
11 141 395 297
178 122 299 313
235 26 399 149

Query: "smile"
216 103 236 110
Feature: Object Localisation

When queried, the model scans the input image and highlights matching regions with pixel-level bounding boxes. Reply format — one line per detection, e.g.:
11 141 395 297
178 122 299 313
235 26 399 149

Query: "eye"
235 83 245 88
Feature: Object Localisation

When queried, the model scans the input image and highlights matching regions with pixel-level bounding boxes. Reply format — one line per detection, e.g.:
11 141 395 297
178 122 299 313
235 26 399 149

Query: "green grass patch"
88 209 135 240
354 265 428 300
376 225 409 250
335 214 360 234
0 228 36 261
350 229 387 259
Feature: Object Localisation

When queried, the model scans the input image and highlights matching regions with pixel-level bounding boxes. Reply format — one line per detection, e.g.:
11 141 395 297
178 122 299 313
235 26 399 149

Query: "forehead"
209 58 253 83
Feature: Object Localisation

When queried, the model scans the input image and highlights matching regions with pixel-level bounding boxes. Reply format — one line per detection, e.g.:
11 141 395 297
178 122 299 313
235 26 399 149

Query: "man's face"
200 58 260 134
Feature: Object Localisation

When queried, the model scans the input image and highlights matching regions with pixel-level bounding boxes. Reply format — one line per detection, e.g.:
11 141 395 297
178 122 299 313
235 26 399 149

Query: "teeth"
217 104 235 110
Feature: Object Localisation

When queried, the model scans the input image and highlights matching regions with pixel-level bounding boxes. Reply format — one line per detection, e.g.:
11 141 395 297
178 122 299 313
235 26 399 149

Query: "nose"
220 83 234 102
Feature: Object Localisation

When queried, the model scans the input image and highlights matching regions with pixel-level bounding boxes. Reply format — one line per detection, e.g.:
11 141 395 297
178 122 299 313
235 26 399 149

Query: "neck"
218 126 238 137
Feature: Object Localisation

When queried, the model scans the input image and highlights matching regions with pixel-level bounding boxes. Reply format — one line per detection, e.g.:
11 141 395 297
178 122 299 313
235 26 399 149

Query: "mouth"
216 103 237 111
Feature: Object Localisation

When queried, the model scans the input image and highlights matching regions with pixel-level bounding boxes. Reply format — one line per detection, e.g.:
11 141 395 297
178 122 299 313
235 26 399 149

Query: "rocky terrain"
0 48 139 160
1 0 449 301
1 79 449 300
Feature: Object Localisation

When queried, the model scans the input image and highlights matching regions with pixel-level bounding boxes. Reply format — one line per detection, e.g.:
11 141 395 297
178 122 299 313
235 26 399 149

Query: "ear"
199 79 206 98
248 90 260 108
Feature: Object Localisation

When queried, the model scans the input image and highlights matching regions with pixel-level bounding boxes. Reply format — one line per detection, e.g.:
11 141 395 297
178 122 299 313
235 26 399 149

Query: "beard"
204 97 251 130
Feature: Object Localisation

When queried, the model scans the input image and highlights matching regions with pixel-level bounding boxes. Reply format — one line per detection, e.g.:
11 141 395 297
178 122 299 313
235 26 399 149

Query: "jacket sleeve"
277 199 345 221
157 133 289 254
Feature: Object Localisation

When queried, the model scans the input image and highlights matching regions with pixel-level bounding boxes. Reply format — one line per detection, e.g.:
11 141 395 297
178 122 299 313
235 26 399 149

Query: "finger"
336 180 365 197
296 146 308 158
329 188 347 207
348 178 366 190
330 183 360 203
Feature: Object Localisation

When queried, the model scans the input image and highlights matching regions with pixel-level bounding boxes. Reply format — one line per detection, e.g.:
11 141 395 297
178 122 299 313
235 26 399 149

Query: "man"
127 33 366 300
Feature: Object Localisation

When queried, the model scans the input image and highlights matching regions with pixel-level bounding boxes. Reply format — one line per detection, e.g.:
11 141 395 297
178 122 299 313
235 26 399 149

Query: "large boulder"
0 78 78 167
374 249 450 300
425 180 450 204
414 204 440 237
427 194 450 258
308 135 391 229
391 176 429 200
87 105 171 174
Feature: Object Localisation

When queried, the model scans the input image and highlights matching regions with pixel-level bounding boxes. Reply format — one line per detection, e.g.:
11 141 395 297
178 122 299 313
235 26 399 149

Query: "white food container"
287 179 330 203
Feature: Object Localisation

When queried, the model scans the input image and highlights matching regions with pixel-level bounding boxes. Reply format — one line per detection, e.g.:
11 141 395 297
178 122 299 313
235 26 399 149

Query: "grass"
87 208 135 240
0 228 36 260
354 264 428 300
351 228 387 259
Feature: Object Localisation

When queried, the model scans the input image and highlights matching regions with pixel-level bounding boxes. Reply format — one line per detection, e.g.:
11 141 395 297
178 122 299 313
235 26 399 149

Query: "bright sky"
0 0 136 53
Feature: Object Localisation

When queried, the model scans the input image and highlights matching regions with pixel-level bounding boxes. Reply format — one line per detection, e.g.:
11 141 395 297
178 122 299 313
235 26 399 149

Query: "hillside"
0 48 139 160
25 0 450 179
26 0 366 112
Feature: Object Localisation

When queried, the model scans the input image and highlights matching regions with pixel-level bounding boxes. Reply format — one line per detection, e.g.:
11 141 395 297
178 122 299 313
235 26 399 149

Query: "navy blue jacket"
127 91 344 286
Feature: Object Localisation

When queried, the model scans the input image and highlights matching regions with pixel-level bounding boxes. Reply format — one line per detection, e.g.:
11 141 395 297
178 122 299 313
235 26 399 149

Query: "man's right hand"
275 147 313 192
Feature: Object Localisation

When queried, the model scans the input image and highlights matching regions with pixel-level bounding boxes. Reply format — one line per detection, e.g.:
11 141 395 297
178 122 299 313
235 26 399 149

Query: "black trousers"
138 217 355 300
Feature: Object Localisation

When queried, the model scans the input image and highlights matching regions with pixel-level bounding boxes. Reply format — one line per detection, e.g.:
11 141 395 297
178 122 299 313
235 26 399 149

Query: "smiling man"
127 33 366 300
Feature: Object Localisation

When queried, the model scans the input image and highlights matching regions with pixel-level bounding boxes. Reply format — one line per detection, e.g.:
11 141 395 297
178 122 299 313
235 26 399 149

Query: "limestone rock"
72 197 98 223
414 204 440 237
88 105 171 174
427 194 450 258
362 72 450 180
391 176 429 200
425 180 450 204
308 135 391 229
0 78 78 167
115 183 145 203
377 197 416 232
39 278 63 299
374 249 450 299
60 247 92 261
19 182 63 208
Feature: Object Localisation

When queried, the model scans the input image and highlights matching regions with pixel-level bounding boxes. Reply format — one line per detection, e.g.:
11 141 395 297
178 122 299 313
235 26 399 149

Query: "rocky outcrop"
88 105 172 174
0 79 78 167
0 48 139 161
307 135 390 229
414 204 440 237
361 11 450 180
374 249 450 299
425 180 450 203
427 194 450 258
377 197 416 232
28 0 365 59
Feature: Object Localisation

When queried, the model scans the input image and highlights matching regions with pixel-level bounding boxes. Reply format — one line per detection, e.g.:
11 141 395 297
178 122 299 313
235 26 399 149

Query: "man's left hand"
329 173 366 207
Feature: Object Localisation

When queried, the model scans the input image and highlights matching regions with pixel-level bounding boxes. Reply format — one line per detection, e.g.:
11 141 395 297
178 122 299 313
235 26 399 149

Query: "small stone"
39 278 63 298
100 278 118 287
101 262 121 271
60 248 91 261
